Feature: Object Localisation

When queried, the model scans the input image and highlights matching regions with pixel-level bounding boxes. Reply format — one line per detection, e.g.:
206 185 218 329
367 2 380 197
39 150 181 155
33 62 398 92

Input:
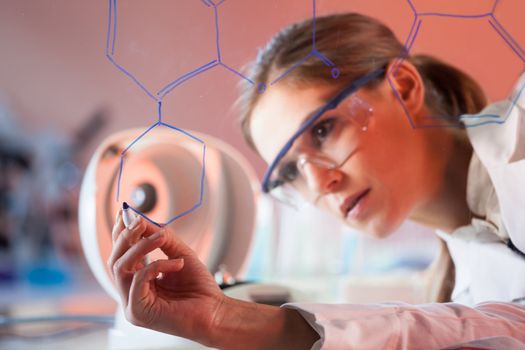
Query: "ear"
387 60 426 116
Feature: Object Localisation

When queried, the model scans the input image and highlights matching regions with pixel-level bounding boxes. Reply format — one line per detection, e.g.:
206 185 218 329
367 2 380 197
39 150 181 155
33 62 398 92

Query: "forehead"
250 83 336 164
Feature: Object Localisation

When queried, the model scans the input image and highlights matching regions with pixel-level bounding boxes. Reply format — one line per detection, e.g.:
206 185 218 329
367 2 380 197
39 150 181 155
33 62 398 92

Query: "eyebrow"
299 107 324 128
298 93 338 128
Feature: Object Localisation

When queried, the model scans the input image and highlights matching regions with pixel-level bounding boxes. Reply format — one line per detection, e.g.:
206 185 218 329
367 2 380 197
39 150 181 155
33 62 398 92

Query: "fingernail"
115 208 121 222
148 231 163 241
122 207 137 228
129 215 142 230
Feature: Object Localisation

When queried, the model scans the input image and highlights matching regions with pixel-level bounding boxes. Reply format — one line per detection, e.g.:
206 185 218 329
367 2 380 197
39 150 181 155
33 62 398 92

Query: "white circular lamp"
79 127 260 349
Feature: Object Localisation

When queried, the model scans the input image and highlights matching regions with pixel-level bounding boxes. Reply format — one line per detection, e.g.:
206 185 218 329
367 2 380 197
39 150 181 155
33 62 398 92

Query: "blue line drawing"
417 13 492 19
491 0 501 14
406 0 417 16
390 0 525 128
488 16 525 62
157 101 163 123
106 0 340 100
106 0 217 102
389 16 419 77
220 62 255 84
271 52 314 86
214 5 222 62
107 0 525 224
115 120 207 227
158 60 219 99
106 54 158 102
105 0 340 224
268 0 340 87
392 18 422 77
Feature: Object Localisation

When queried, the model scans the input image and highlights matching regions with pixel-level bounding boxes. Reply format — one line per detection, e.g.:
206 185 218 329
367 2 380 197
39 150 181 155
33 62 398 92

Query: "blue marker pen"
122 202 136 228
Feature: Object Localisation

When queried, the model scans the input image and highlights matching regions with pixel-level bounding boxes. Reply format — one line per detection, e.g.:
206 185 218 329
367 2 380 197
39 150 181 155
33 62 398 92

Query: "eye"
310 118 335 147
278 161 299 184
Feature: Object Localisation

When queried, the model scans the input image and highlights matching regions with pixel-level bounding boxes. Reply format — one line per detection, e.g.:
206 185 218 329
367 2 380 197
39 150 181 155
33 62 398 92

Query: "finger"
107 215 147 269
158 228 196 259
134 220 196 260
111 209 124 242
141 218 166 238
113 230 168 305
128 258 185 313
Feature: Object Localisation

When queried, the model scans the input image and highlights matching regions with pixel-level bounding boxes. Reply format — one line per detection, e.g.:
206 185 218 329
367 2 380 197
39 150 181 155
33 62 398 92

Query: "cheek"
363 111 428 200
350 140 423 236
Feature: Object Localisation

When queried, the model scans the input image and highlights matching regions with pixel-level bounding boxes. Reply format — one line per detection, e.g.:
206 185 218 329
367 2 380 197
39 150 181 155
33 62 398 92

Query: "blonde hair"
238 13 487 302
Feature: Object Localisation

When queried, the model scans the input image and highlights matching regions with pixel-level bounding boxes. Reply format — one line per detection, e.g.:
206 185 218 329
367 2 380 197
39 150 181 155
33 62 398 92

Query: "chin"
367 226 394 239
340 218 389 239
363 225 393 239
358 214 403 240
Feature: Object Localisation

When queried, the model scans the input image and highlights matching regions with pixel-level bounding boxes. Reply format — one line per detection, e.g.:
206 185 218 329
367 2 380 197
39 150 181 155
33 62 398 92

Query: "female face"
250 78 446 238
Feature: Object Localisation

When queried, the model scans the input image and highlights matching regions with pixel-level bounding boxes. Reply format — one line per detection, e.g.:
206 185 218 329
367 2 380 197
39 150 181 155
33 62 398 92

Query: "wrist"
208 296 319 350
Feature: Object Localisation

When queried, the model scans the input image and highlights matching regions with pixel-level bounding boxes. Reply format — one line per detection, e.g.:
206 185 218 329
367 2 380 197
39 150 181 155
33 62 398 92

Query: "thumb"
129 258 185 313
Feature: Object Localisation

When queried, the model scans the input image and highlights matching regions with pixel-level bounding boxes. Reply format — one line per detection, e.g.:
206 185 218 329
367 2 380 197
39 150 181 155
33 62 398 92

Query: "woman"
107 13 525 349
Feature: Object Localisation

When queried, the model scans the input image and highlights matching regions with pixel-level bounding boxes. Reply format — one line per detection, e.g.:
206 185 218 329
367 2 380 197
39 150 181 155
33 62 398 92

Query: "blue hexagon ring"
106 0 218 102
115 122 207 226
389 1 525 129
217 0 339 90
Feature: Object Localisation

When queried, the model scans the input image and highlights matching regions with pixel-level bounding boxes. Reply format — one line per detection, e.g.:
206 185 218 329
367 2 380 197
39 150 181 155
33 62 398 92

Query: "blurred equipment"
79 127 261 349
0 104 107 287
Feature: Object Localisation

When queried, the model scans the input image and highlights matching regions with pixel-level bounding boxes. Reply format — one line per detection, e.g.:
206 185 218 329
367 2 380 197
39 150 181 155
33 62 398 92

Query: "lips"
341 188 371 219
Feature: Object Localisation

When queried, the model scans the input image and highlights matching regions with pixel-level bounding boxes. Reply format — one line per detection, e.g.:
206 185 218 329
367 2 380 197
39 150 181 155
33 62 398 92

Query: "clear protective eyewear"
261 68 385 207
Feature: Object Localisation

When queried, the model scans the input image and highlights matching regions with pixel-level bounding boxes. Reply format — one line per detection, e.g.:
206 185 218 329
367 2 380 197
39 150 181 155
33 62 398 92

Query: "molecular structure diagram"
389 0 525 128
106 0 524 226
106 0 340 227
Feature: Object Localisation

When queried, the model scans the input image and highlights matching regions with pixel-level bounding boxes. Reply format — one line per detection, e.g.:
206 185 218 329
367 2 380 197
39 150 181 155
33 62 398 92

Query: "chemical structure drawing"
106 0 339 226
115 112 207 227
106 0 524 226
389 0 525 128
105 0 339 103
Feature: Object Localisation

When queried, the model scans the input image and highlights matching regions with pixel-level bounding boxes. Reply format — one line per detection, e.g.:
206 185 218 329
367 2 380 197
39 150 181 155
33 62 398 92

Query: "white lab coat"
283 98 525 349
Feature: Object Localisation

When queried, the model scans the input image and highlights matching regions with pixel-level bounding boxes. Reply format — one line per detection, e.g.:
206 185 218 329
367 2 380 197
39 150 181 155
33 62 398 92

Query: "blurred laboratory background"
1 0 524 348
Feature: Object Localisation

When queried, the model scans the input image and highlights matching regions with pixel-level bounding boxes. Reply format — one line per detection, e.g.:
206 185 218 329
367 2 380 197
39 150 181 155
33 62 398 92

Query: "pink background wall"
1 0 524 176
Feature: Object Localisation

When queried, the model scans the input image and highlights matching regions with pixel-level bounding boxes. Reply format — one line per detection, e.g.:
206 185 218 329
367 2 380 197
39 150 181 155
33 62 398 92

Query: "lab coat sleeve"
283 301 525 350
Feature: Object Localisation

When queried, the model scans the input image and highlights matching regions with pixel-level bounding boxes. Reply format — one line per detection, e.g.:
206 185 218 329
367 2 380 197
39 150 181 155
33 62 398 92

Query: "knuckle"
112 262 119 277
134 222 147 238
113 258 126 276
113 223 125 239
125 227 141 245
125 306 143 327
108 259 116 274
111 225 120 240
149 261 161 276
121 229 133 244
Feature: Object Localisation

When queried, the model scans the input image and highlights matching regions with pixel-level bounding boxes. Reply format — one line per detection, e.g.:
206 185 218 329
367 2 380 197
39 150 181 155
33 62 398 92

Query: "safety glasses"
261 68 385 207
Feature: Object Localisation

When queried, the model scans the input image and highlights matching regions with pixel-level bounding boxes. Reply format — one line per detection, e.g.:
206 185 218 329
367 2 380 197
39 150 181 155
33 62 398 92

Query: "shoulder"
462 99 525 253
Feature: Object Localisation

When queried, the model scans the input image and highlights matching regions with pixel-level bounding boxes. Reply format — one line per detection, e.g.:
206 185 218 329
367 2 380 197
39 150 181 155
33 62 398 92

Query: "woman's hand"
107 209 319 349
107 210 225 346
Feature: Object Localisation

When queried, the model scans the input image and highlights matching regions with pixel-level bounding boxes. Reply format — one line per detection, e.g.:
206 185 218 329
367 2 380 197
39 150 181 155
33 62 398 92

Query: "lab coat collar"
465 101 525 164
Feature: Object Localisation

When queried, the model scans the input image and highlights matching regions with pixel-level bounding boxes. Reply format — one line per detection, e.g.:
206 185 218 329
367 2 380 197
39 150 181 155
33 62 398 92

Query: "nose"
302 162 343 194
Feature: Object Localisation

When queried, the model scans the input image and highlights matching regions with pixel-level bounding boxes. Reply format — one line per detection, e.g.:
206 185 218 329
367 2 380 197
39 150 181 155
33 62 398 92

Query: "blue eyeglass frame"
261 67 386 193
